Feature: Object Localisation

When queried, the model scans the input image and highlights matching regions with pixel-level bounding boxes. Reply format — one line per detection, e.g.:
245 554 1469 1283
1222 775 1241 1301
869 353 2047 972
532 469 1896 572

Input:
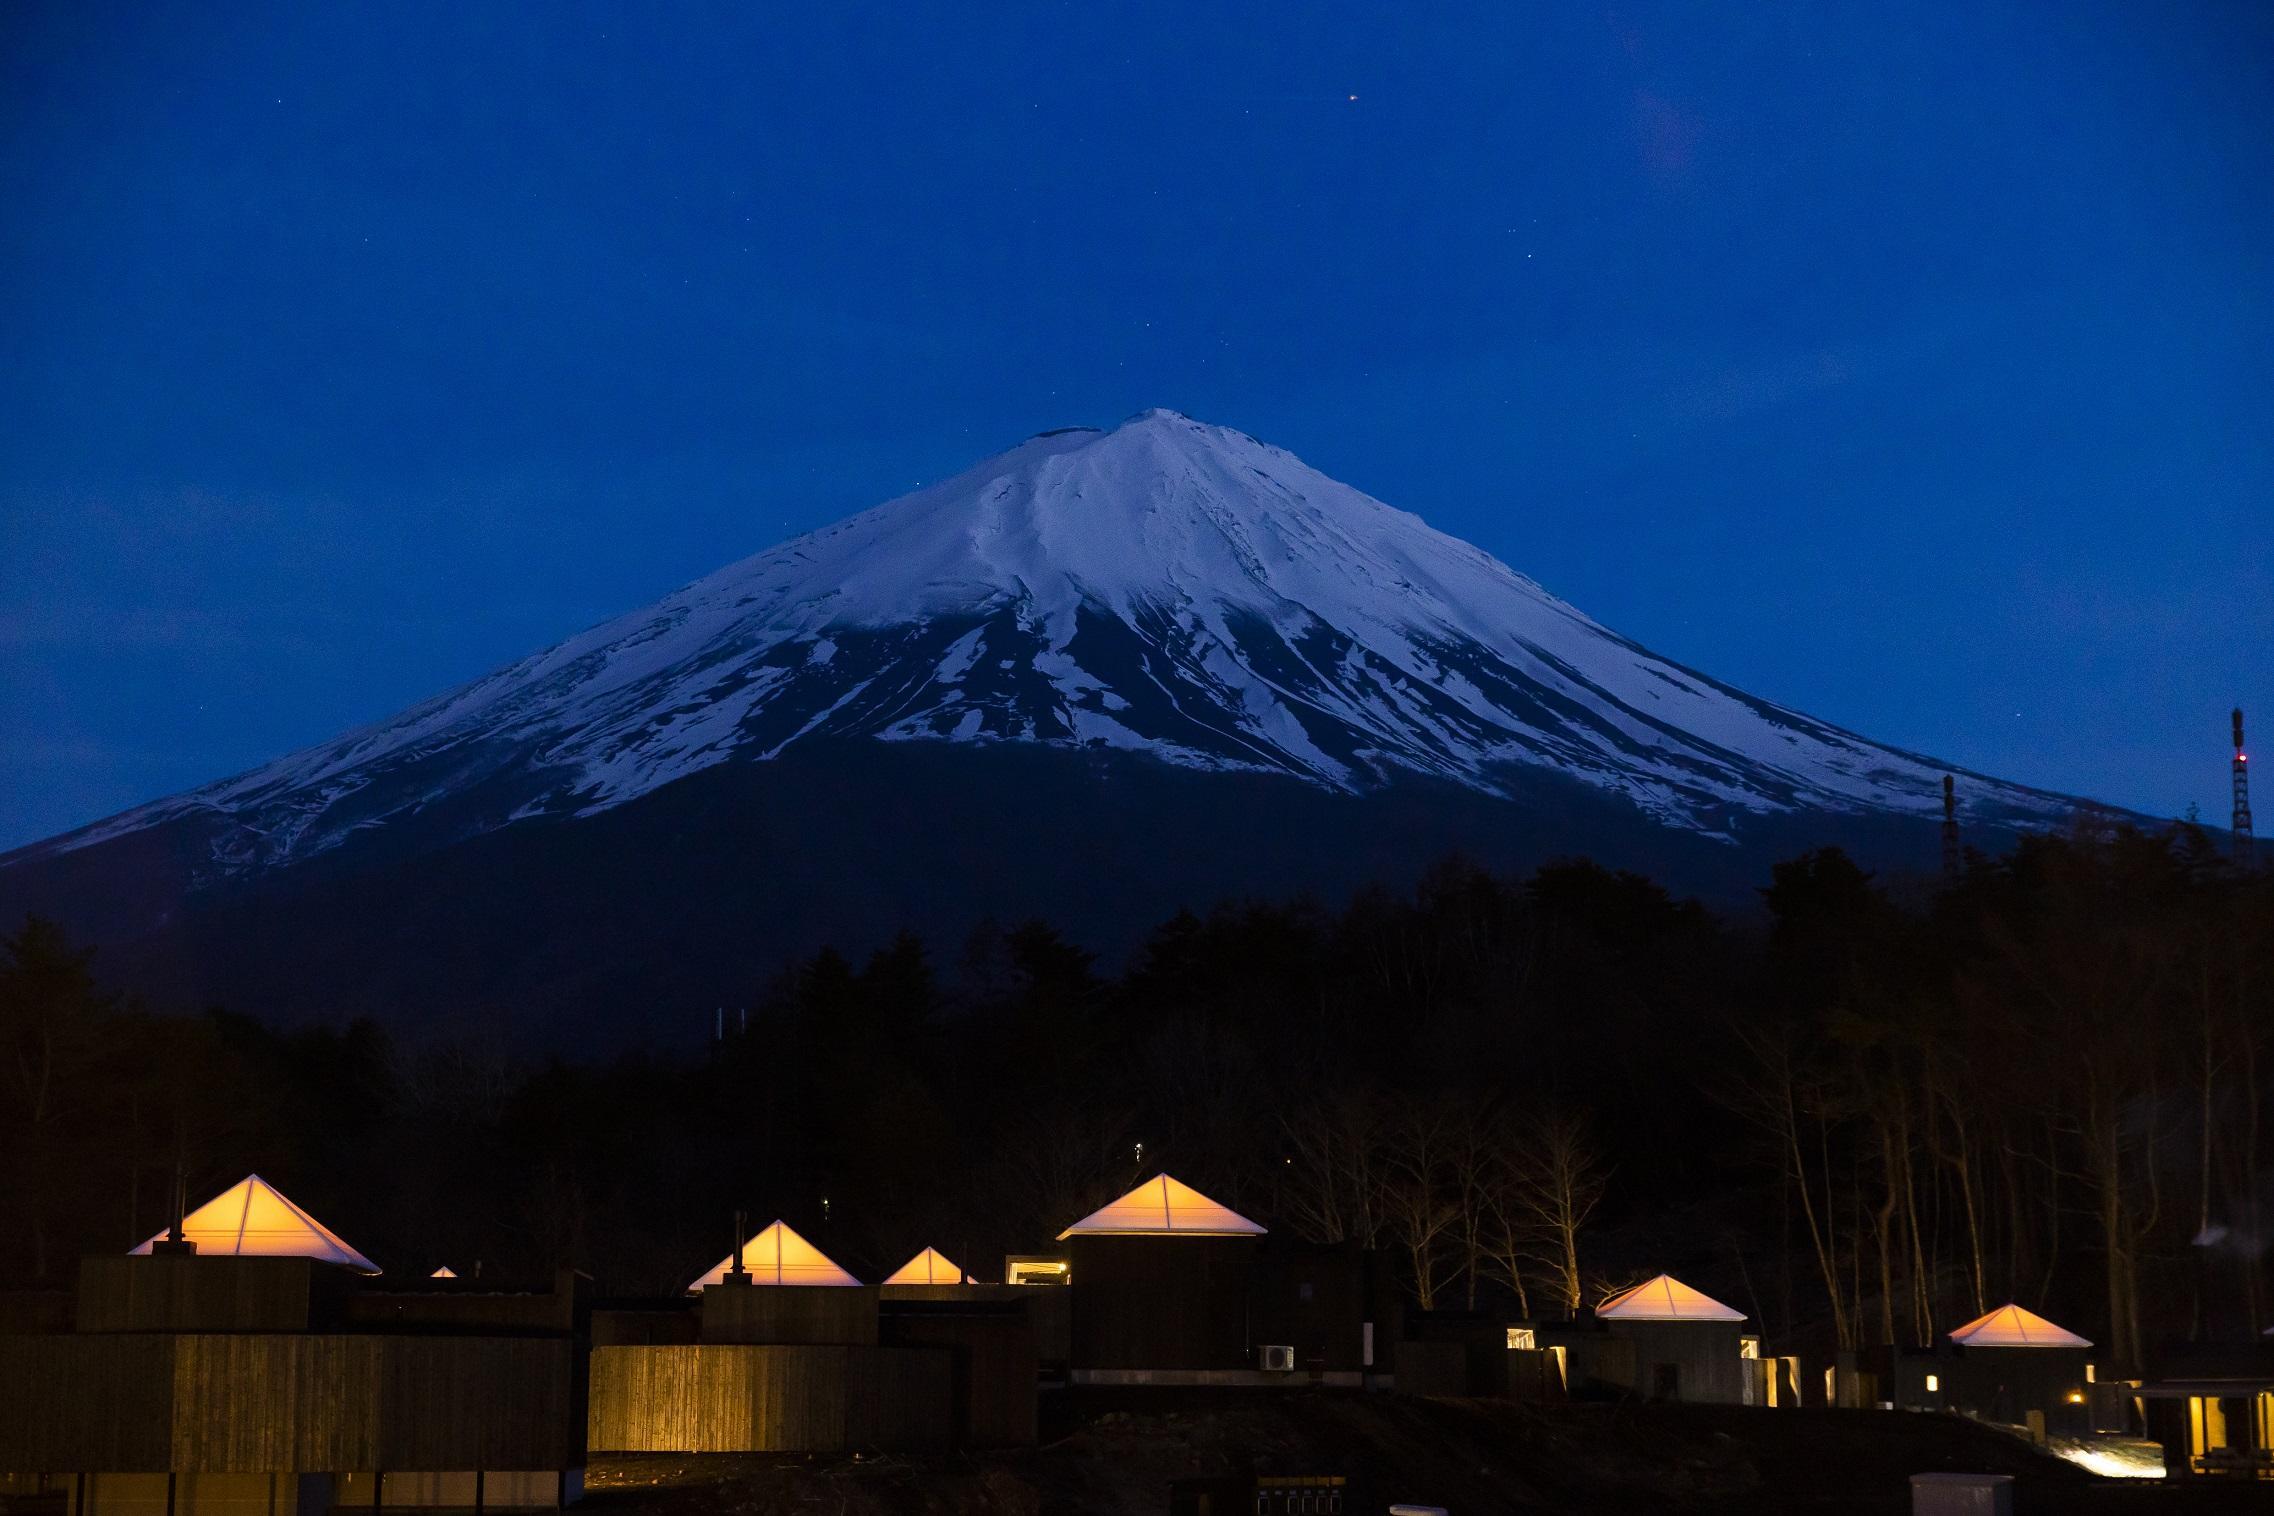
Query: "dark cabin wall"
1401 1311 1513 1395
1069 1236 1256 1372
1248 1242 1367 1373
342 1269 588 1335
1950 1346 2093 1429
697 1285 879 1345
74 1257 340 1334
881 1283 1069 1367
881 1304 1038 1448
1600 1321 1748 1404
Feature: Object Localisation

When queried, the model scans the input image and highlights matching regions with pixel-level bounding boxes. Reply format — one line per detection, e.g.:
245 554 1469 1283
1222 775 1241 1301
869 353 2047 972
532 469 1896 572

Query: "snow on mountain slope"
11 409 2078 880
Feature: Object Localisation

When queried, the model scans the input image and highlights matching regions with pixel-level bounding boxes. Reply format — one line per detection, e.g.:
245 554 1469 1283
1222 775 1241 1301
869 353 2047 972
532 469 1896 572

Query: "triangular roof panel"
131 1174 379 1274
882 1246 964 1285
430 1266 458 1279
1948 1303 2091 1348
1596 1273 1745 1322
1057 1174 1266 1240
687 1219 860 1292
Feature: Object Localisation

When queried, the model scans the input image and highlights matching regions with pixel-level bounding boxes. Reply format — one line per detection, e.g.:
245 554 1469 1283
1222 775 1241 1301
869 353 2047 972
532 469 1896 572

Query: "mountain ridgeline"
0 411 2102 1042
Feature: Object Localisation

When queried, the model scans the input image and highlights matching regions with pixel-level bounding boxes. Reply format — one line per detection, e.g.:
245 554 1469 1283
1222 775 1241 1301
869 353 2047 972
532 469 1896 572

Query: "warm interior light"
130 1173 378 1273
1926 1374 1939 1393
2066 1391 2086 1403
1507 1327 1536 1350
687 1219 859 1291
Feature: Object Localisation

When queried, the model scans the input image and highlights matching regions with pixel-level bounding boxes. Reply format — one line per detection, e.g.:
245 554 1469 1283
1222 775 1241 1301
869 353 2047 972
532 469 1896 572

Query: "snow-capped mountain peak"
13 410 2076 879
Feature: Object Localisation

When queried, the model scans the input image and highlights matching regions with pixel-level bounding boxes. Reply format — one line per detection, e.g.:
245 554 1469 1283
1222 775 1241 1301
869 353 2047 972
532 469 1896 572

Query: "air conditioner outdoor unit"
1259 1344 1296 1372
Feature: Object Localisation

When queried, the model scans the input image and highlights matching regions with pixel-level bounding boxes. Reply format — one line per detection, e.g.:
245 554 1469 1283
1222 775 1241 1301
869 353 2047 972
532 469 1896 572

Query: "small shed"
1059 1174 1267 1381
1942 1303 2094 1435
1594 1274 1750 1404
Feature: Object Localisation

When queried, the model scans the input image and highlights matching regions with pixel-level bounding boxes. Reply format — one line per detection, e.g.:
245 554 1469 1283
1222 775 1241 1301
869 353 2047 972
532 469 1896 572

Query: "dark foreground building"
2135 1338 2274 1482
0 1176 587 1516
586 1219 1037 1454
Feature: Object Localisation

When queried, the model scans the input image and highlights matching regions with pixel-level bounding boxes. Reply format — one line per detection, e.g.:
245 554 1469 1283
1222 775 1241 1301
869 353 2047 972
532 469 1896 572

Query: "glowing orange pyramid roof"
882 1246 964 1285
1595 1273 1746 1322
1948 1303 2091 1348
1057 1174 1266 1239
430 1266 458 1279
131 1173 379 1273
686 1219 860 1292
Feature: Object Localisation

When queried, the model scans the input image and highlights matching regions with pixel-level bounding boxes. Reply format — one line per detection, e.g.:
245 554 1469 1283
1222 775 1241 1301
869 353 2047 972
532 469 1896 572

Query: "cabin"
585 1220 1038 1453
2134 1338 2274 1482
0 1175 588 1516
1061 1175 1268 1382
1925 1303 2096 1438
1053 1173 1384 1387
1591 1274 1754 1405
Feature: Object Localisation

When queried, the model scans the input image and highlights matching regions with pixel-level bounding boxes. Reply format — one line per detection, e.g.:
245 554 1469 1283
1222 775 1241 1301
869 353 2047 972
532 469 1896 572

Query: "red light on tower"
2235 709 2255 865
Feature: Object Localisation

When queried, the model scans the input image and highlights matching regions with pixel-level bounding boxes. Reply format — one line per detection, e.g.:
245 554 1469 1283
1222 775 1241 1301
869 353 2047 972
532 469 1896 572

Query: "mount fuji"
0 410 2091 1042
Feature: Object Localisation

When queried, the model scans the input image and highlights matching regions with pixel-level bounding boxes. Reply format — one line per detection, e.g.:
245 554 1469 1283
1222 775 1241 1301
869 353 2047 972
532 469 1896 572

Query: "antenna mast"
1941 775 1960 882
2234 708 2254 866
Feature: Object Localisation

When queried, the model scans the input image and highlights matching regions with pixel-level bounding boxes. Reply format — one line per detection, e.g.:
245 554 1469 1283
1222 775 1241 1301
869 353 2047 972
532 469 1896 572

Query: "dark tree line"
2 824 2266 1369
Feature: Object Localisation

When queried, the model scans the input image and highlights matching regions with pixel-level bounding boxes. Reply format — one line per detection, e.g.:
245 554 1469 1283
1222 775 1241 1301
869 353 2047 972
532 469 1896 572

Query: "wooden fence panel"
588 1345 950 1453
0 1336 580 1474
0 1336 173 1468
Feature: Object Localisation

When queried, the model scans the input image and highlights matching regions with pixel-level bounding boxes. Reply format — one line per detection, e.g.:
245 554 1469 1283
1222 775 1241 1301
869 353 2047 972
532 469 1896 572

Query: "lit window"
1507 1327 1536 1350
1739 1335 1760 1360
1926 1374 1939 1393
2085 1363 2096 1384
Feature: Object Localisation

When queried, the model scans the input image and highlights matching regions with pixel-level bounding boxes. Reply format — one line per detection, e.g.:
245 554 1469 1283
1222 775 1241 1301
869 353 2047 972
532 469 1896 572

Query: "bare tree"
1723 1017 1857 1350
1277 1093 1388 1248
1379 1103 1461 1309
1501 1105 1607 1317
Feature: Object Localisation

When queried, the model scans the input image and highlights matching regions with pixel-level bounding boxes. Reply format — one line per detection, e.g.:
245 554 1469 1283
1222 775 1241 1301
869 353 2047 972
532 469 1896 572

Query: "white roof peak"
686 1218 860 1292
1057 1173 1266 1240
1595 1273 1745 1322
131 1172 379 1274
882 1246 964 1286
1948 1302 2091 1348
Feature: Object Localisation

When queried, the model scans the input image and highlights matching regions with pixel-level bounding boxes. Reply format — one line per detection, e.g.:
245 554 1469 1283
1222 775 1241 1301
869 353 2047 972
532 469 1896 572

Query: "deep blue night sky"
2 2 2268 849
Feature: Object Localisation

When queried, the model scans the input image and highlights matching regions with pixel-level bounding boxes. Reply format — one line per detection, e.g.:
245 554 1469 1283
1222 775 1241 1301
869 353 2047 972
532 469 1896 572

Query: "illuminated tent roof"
430 1266 458 1279
1596 1274 1746 1322
686 1219 860 1292
882 1247 964 1285
131 1173 379 1273
1948 1303 2091 1348
1056 1174 1266 1240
